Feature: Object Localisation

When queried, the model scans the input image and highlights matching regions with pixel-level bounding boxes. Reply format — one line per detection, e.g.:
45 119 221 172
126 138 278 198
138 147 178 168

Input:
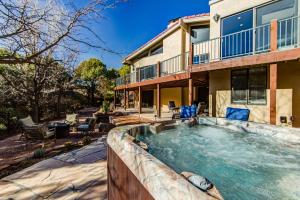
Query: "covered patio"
114 72 209 119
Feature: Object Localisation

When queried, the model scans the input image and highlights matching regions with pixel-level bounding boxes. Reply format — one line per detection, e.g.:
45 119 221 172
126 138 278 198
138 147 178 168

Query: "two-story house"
115 0 300 127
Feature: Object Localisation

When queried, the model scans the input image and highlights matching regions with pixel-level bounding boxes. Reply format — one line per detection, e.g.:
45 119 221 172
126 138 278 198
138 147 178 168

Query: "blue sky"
78 0 210 69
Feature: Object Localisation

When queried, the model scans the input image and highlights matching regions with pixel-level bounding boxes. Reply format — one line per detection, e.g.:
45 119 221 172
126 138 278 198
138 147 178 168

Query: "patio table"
48 122 70 138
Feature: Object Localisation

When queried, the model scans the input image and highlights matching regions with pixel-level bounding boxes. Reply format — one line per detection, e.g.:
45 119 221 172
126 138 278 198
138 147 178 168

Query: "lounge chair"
77 117 96 135
19 116 55 140
168 101 180 113
64 113 79 126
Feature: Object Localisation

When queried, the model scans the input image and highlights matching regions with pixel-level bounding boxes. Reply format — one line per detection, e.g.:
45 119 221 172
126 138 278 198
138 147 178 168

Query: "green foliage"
119 65 131 76
33 148 46 159
0 107 18 133
0 123 7 131
105 68 119 79
102 101 109 114
82 136 92 145
75 58 106 81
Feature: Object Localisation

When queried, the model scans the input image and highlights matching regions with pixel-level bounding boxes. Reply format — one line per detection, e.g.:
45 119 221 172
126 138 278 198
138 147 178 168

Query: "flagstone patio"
0 136 108 200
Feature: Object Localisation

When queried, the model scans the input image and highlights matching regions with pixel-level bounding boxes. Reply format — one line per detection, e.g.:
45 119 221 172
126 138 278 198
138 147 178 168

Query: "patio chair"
19 116 55 140
64 113 79 126
168 101 180 113
77 117 96 135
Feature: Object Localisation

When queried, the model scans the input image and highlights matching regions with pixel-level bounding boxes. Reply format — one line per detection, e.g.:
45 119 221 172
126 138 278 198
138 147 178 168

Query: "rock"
149 123 163 134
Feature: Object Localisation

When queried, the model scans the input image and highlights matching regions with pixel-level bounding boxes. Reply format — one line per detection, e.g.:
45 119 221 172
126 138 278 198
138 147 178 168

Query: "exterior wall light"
213 14 220 22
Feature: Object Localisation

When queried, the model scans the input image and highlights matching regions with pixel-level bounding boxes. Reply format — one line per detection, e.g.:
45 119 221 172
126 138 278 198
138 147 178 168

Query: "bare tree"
0 0 122 65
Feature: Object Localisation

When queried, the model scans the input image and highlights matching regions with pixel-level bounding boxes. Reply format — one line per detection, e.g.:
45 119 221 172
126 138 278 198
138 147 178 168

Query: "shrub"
102 101 109 114
82 136 92 145
33 148 46 159
0 123 7 131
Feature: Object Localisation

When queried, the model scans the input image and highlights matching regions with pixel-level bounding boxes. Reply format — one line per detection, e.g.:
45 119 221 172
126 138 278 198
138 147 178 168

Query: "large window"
231 67 267 105
256 0 297 26
221 9 253 58
256 0 298 50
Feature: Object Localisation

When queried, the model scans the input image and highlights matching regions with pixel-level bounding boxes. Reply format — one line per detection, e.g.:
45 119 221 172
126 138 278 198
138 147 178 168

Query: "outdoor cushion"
77 124 90 131
20 116 35 127
226 107 250 121
180 106 191 118
190 104 197 117
180 105 198 118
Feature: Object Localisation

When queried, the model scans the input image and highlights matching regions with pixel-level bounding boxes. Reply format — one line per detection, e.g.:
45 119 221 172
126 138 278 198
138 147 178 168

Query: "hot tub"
107 117 300 200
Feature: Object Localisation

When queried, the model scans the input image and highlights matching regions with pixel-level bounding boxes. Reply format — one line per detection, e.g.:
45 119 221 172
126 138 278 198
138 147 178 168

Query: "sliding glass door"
221 9 253 59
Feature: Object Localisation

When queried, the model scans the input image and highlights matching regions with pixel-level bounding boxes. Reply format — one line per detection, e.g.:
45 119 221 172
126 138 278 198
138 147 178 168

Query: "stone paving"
0 136 108 200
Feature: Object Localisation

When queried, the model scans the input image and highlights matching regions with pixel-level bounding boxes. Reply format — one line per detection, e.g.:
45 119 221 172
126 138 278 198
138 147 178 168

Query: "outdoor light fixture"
213 14 220 22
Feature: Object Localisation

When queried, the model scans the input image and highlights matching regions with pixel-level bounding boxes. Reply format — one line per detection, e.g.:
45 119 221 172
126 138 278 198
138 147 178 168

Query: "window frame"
231 67 267 105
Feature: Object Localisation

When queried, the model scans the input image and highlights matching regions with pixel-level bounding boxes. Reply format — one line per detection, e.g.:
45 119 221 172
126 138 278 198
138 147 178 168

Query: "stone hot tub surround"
107 125 219 200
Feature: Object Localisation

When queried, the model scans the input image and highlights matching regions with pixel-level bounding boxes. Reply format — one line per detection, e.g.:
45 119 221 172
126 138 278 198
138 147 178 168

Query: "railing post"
270 19 278 51
156 62 161 78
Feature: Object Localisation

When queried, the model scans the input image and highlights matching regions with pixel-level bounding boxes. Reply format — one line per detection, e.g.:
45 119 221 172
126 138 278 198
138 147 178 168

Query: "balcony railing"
160 53 189 76
278 15 299 49
193 23 271 63
116 16 300 87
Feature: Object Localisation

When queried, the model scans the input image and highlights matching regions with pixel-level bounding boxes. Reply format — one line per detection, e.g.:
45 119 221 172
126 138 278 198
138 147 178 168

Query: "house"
114 0 300 127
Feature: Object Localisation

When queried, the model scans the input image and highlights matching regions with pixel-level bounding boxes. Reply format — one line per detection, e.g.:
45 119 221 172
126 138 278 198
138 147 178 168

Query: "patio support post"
270 19 278 125
157 83 161 118
270 64 277 125
124 89 127 111
138 86 142 114
114 90 116 109
189 78 193 106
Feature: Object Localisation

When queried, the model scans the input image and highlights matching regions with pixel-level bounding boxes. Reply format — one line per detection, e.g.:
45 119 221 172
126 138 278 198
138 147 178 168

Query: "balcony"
116 16 300 88
115 52 190 87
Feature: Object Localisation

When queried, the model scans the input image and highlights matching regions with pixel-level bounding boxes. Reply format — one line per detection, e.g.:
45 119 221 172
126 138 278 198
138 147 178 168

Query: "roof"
124 13 210 63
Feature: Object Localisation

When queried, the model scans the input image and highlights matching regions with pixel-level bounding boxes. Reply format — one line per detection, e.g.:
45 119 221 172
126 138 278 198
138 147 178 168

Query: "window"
221 9 253 58
191 26 210 44
231 67 267 104
256 0 298 50
256 0 297 26
231 69 248 104
150 44 163 56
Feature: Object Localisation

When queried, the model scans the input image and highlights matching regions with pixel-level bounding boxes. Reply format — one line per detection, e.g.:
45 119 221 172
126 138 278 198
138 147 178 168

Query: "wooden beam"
270 63 277 125
138 86 142 114
270 19 278 52
191 48 300 74
188 78 193 106
156 84 161 118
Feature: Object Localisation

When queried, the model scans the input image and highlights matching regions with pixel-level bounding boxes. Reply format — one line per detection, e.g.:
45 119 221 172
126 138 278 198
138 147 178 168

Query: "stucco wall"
209 0 273 39
208 64 300 126
209 68 271 124
133 28 183 69
278 61 300 127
